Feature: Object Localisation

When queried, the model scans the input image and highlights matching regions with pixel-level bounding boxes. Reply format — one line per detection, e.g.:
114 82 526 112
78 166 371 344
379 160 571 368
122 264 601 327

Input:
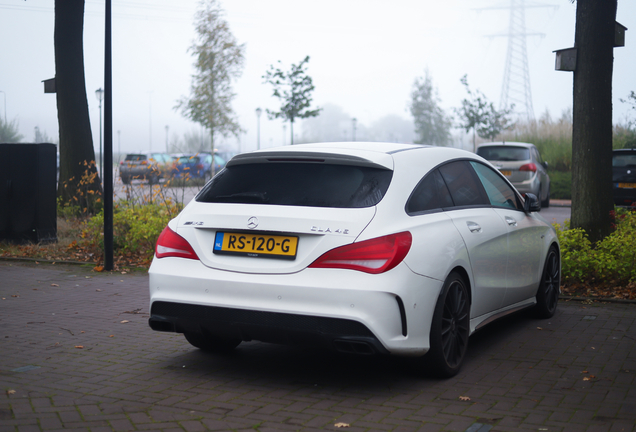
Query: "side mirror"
542 161 549 169
524 193 541 213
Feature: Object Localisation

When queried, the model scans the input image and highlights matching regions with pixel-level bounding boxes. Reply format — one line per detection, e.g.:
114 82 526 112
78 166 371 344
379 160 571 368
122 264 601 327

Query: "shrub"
549 171 572 200
81 200 181 264
555 209 636 285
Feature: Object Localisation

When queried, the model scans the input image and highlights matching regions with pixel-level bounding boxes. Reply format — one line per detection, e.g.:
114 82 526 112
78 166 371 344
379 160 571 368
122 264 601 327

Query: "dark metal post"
104 0 114 270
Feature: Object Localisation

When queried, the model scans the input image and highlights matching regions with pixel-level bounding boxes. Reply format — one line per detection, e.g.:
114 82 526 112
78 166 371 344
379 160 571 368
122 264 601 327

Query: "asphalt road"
538 205 571 227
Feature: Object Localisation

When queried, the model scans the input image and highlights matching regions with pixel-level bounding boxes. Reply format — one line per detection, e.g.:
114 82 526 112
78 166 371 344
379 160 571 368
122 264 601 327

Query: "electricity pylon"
481 0 557 123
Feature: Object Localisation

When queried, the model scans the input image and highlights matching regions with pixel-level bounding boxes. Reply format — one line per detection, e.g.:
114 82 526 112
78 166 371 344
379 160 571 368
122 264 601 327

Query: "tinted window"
178 156 200 164
477 146 531 161
613 153 636 167
125 154 146 161
197 162 393 208
471 162 521 210
407 169 453 214
438 161 489 207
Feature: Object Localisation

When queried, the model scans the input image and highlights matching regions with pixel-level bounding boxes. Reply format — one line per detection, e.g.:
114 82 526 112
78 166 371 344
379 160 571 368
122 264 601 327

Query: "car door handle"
505 216 517 227
466 221 482 233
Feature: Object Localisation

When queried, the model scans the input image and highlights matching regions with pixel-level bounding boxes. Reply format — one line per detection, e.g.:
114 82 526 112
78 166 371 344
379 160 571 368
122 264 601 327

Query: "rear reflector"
155 226 199 260
309 232 412 274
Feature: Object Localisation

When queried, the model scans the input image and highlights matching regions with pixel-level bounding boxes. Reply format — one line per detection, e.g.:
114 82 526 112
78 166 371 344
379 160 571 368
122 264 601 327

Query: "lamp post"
255 107 262 150
95 88 104 181
165 125 169 152
0 90 6 124
352 117 357 142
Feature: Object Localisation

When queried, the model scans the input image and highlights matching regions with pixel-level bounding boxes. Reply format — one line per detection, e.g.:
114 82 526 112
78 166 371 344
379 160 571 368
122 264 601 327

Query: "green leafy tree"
0 117 23 142
454 75 514 151
410 70 451 146
569 0 618 243
176 0 244 168
55 0 101 209
263 56 321 145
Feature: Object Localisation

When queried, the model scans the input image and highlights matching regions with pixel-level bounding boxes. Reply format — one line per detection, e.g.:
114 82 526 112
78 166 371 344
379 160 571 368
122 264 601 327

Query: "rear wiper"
213 192 269 203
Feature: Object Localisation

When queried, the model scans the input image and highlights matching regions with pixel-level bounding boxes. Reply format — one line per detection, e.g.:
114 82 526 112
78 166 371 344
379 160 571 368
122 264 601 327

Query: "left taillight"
155 226 199 260
519 163 537 172
309 232 412 274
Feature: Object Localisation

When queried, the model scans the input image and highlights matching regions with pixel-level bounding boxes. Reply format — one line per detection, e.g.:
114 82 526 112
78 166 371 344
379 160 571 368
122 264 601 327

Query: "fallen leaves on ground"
459 396 471 401
562 282 636 301
6 390 16 395
334 423 350 428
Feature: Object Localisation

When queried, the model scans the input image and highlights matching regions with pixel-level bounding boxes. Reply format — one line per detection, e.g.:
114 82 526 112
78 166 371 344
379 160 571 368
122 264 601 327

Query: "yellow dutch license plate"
618 182 636 189
500 170 512 176
213 232 298 259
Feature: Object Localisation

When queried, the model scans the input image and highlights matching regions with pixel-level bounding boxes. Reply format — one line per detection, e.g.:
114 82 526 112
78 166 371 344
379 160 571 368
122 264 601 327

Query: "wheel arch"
446 266 472 307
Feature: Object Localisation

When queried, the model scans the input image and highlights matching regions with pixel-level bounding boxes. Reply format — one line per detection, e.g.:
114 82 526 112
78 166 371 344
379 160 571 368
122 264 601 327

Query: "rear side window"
197 162 393 208
477 146 530 161
471 162 521 210
406 170 453 214
438 161 489 207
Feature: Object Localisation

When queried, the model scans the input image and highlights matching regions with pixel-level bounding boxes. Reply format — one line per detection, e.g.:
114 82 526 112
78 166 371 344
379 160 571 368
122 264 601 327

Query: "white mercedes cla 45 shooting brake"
148 142 560 377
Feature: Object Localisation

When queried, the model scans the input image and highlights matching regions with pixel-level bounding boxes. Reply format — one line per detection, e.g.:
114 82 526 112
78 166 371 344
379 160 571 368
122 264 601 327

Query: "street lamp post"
95 88 104 181
352 117 357 142
255 107 262 150
165 125 169 152
0 90 6 124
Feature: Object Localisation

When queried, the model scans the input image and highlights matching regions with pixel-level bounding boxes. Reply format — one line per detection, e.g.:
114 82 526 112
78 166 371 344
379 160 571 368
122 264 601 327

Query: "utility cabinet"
0 143 57 243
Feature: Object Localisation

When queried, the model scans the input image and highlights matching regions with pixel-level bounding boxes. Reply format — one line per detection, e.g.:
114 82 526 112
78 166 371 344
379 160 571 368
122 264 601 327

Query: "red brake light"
519 163 537 172
309 232 412 274
155 226 199 260
195 163 204 169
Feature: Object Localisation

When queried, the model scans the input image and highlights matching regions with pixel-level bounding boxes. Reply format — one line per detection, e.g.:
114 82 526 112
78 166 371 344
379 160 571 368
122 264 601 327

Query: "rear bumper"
149 301 388 355
148 257 443 357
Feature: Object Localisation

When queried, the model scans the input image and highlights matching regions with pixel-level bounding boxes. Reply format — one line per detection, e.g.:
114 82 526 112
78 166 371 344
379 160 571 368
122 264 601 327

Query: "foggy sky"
1 0 634 155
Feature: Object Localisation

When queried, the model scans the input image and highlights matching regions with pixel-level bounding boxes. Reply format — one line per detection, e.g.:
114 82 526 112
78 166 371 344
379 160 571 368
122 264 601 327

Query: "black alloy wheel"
427 272 470 378
535 246 560 318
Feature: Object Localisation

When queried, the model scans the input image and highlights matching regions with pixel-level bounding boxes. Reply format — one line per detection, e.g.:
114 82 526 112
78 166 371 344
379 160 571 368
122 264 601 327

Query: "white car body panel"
149 142 560 365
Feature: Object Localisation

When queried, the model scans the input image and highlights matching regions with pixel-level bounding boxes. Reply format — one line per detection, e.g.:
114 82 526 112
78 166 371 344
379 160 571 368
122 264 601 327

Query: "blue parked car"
171 153 227 183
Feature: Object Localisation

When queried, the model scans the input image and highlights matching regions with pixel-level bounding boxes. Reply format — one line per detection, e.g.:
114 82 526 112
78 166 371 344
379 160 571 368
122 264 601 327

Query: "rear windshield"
125 154 146 161
196 162 393 208
613 153 636 167
178 156 200 164
477 146 530 162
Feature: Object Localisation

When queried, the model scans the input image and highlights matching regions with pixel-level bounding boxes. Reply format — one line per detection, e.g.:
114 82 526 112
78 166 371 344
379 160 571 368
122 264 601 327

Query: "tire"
541 186 551 208
426 272 470 378
535 246 560 319
184 332 241 353
120 176 130 185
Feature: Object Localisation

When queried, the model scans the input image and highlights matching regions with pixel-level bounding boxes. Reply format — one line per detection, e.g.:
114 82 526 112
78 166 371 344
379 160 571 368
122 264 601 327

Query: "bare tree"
176 0 244 167
55 0 101 210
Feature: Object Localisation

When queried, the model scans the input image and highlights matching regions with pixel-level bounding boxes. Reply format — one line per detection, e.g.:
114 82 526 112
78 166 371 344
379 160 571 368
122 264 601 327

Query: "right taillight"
309 232 412 274
155 226 199 260
519 163 537 172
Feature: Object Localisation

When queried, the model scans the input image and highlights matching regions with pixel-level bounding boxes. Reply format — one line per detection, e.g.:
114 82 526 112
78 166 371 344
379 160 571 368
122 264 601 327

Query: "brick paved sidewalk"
1 261 635 432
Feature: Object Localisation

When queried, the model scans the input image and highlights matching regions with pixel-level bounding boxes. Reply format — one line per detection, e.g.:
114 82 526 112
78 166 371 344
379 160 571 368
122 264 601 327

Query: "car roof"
477 141 536 149
613 148 636 153
226 142 478 170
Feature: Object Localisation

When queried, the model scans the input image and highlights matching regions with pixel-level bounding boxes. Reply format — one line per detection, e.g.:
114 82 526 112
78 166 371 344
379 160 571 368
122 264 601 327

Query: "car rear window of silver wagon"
196 162 393 208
